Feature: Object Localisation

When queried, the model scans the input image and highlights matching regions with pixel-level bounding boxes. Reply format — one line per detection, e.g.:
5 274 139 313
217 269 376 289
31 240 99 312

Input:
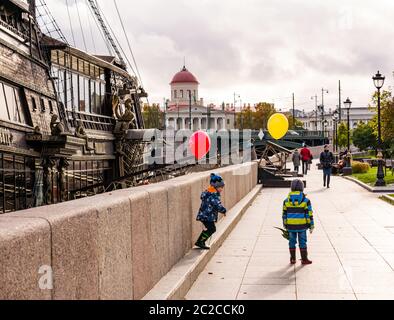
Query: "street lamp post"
332 110 339 161
344 97 352 152
343 97 352 175
373 71 386 187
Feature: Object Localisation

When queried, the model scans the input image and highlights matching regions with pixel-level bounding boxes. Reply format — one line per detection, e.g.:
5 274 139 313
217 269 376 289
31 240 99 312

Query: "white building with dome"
165 66 235 130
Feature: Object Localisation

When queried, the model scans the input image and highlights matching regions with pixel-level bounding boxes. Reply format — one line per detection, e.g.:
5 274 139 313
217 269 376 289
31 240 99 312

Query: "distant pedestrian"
195 173 227 250
292 149 301 174
300 143 312 175
282 179 314 265
320 145 334 188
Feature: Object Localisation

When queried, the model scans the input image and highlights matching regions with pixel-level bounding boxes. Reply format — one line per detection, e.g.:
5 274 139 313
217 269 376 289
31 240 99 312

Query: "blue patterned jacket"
196 186 227 222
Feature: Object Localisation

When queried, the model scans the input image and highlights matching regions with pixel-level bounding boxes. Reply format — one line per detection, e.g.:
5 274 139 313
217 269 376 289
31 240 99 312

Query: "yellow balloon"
267 113 289 140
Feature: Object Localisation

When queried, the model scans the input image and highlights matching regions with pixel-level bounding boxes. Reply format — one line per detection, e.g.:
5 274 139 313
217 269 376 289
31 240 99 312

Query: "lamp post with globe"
373 71 386 187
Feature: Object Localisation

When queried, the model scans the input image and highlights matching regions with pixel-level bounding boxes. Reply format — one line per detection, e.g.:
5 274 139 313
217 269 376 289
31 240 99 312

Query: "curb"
381 195 394 206
142 185 262 300
343 176 394 193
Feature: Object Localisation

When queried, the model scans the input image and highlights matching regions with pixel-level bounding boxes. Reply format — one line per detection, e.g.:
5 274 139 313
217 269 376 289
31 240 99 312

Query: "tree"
142 104 164 129
369 90 394 148
236 106 254 129
352 122 376 151
253 102 276 129
337 122 351 149
285 113 304 130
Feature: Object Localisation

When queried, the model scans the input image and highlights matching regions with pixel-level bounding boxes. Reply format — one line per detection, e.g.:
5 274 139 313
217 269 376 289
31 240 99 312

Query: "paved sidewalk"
186 163 394 300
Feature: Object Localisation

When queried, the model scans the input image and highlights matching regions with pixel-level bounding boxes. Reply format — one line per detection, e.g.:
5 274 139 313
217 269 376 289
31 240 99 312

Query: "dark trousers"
197 221 216 243
294 165 299 174
302 161 309 175
323 167 332 187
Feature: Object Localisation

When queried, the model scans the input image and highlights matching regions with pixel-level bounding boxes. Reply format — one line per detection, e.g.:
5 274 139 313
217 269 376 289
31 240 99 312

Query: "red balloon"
189 131 211 160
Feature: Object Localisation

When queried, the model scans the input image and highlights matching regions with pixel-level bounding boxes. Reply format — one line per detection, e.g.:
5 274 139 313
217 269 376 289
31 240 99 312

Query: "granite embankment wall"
0 162 258 300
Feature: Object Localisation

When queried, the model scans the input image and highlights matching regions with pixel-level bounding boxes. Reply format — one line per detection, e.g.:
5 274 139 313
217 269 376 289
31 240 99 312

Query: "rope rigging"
92 0 137 78
113 0 144 88
74 0 88 52
35 0 68 44
65 0 76 46
85 0 127 68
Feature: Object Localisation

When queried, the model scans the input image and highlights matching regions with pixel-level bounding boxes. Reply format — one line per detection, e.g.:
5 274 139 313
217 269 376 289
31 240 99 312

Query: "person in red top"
300 143 312 175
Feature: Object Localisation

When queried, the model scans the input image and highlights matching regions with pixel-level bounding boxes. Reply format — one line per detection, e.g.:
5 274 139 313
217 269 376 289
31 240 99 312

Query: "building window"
49 100 54 113
180 90 183 98
174 90 177 99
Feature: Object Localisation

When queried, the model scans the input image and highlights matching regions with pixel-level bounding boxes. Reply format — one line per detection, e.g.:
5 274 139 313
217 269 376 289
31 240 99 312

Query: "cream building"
165 66 235 130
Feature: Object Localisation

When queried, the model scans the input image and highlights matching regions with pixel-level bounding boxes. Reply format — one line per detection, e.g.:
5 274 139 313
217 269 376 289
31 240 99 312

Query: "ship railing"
0 18 31 43
67 110 115 132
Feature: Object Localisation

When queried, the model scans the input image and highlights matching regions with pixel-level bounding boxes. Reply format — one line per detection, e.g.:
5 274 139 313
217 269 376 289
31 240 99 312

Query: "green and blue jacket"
282 191 314 232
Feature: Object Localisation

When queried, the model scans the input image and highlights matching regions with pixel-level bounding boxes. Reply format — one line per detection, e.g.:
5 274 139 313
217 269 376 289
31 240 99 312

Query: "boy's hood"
287 191 305 204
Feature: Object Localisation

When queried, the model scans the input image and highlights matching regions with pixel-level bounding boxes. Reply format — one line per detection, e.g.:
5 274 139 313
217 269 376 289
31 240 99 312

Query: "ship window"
78 59 84 73
0 83 26 124
0 84 10 120
57 69 65 106
31 97 37 112
5 85 21 122
99 68 105 81
58 51 65 66
79 76 86 112
40 98 45 113
72 73 79 109
51 50 59 65
72 56 78 71
84 76 90 112
90 80 97 113
84 63 91 77
100 82 106 112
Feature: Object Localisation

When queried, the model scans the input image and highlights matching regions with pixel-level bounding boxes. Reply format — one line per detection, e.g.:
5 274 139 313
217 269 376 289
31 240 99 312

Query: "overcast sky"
45 0 394 111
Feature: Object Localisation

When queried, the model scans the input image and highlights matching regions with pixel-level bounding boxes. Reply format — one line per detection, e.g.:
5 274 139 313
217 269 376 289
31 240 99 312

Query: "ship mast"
86 0 126 69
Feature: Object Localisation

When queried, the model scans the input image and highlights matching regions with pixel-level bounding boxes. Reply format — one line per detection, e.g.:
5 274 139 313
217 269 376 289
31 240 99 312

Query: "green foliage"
236 102 276 130
351 161 371 174
353 167 394 185
352 122 376 151
337 122 351 148
369 90 394 147
286 114 304 129
143 104 164 129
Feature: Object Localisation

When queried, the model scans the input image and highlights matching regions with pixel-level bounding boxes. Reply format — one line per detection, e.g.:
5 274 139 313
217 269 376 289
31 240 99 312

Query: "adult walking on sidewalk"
320 145 334 188
300 143 312 175
292 149 301 174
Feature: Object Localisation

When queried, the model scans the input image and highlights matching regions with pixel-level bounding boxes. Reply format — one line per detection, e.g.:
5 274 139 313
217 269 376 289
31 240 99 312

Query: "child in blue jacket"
282 179 314 265
195 173 227 250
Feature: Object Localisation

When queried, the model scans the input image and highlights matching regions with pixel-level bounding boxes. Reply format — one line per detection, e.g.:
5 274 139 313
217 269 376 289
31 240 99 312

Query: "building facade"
165 66 234 130
295 106 376 142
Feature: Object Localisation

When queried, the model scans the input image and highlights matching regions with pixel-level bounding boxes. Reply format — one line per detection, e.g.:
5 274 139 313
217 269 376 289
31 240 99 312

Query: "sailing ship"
0 0 152 212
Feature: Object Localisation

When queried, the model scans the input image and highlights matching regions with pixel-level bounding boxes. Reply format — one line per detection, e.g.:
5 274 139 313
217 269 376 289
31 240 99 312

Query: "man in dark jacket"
320 145 334 188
